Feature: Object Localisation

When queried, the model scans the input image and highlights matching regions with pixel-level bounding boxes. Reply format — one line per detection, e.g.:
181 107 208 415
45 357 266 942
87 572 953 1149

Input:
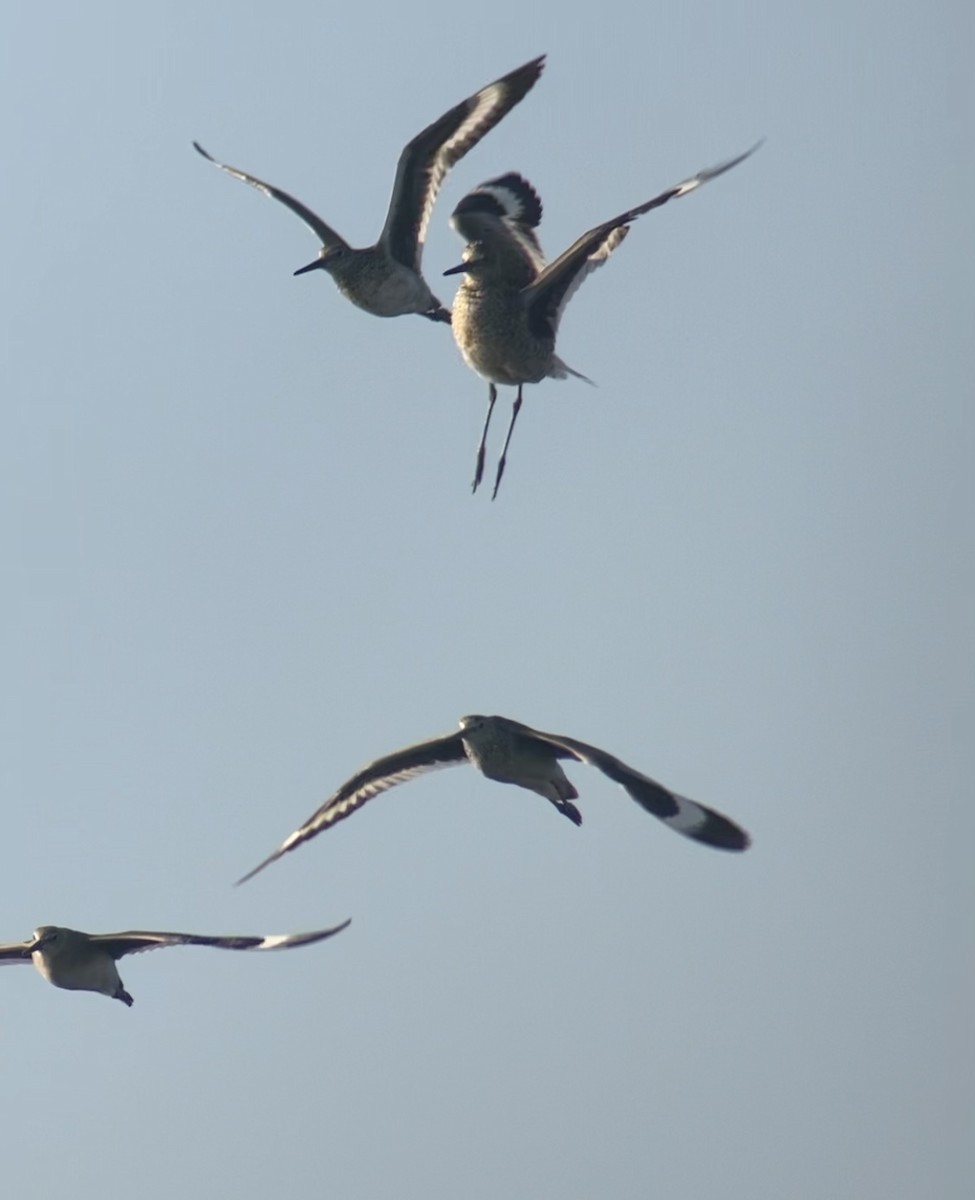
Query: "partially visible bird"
444 142 762 496
193 55 546 323
0 920 351 1006
237 713 751 883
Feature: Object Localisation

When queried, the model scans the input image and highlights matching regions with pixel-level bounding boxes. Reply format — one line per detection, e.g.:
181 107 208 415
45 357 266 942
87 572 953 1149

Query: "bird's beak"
295 245 343 277
442 262 468 277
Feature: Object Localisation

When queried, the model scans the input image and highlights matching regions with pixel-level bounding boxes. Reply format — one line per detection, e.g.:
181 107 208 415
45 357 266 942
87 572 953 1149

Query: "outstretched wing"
381 55 545 271
237 731 469 884
524 223 630 342
193 141 350 252
0 940 33 965
91 921 352 959
521 724 751 851
525 141 763 341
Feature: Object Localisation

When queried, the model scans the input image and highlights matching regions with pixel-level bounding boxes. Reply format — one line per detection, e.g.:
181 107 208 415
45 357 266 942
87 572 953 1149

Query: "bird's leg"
472 383 497 493
491 385 523 500
424 304 452 324
546 795 583 825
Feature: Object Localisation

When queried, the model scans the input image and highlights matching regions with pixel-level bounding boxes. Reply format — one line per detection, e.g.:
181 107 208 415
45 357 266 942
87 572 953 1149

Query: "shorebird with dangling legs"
235 713 750 884
444 142 762 497
193 55 545 323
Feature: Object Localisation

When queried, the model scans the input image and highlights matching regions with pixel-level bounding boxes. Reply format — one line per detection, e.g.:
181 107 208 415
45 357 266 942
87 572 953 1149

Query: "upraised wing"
525 141 763 341
450 171 547 276
381 55 545 271
193 141 350 252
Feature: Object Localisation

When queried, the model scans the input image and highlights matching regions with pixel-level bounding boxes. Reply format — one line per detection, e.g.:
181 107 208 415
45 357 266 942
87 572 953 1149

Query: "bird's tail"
549 356 595 385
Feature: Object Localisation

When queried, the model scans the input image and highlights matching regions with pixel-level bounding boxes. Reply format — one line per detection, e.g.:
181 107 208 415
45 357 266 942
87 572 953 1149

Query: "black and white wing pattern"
192 141 351 253
381 55 545 271
0 938 34 965
90 922 352 959
519 722 751 851
524 222 630 343
450 172 546 271
237 731 470 884
524 141 763 342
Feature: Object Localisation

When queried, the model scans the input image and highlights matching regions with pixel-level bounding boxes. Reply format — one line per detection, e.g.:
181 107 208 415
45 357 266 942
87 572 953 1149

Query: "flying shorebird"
443 141 762 497
237 714 750 883
0 920 350 1006
193 55 545 323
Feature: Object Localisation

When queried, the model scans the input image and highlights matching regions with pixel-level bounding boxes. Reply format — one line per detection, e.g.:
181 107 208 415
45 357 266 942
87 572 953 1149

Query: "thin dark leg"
472 383 497 493
552 796 583 826
491 385 523 500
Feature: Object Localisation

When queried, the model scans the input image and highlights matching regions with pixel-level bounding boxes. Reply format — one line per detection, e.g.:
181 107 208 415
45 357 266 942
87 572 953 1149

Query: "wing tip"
695 812 752 852
695 138 765 189
492 54 547 103
520 52 547 84
323 917 353 940
261 918 352 950
234 847 284 887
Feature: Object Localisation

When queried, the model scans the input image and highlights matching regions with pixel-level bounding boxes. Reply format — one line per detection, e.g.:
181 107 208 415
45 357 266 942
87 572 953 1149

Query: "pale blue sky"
1 2 971 1197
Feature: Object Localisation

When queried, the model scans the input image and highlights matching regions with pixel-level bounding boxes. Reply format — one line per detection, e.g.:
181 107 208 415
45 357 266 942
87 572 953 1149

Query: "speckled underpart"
450 272 555 386
325 249 446 319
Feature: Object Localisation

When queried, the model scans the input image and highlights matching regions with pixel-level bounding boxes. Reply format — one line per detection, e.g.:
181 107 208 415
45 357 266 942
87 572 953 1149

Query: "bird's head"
294 244 349 278
458 714 489 733
442 248 488 279
30 926 62 954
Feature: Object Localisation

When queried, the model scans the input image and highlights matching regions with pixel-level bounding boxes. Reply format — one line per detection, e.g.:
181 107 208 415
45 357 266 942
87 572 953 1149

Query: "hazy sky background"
2 3 971 1197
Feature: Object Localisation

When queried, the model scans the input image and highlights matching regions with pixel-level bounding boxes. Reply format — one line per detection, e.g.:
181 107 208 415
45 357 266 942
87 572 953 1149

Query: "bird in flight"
444 141 762 496
0 920 351 1006
238 713 750 883
194 55 546 323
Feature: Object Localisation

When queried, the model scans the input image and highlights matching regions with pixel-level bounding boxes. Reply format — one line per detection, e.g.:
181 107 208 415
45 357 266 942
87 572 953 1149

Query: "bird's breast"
450 285 550 385
331 254 436 317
